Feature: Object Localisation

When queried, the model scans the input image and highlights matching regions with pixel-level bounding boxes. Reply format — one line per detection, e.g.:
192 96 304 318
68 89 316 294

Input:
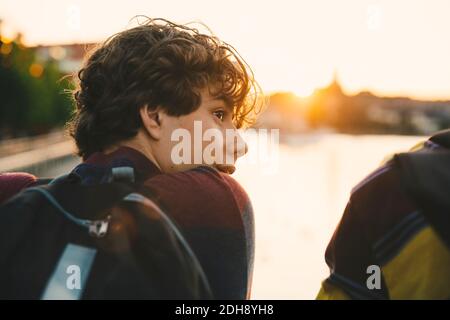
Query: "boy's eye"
213 110 225 121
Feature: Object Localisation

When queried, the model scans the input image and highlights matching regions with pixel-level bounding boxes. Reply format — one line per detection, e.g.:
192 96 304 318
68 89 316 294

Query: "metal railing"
0 131 80 177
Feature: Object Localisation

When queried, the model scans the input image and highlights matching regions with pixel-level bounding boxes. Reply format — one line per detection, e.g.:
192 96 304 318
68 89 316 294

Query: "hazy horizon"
1 0 450 100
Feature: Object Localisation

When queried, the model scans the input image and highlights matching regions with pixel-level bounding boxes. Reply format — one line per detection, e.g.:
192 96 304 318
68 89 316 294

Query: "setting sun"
294 86 315 99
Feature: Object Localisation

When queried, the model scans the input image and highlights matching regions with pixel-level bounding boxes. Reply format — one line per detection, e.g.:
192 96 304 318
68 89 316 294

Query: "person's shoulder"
350 135 447 202
141 166 251 219
0 172 37 204
191 166 250 207
351 162 395 197
345 140 440 245
146 165 248 198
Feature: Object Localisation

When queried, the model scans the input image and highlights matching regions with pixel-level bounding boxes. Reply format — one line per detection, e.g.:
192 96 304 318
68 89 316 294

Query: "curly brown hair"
67 17 264 159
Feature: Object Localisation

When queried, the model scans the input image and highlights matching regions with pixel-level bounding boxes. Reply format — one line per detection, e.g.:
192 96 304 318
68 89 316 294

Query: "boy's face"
145 87 248 174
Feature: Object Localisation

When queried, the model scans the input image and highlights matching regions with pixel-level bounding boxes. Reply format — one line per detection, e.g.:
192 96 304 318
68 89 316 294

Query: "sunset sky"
1 0 450 100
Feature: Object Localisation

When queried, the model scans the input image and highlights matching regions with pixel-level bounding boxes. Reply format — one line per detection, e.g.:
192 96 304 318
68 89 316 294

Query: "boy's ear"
140 105 162 140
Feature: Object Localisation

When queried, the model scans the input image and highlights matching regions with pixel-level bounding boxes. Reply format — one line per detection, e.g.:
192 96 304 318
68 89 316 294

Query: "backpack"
394 129 450 249
0 166 213 299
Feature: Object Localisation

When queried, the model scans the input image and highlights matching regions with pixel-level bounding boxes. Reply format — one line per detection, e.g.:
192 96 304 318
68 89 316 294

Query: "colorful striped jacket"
317 130 450 299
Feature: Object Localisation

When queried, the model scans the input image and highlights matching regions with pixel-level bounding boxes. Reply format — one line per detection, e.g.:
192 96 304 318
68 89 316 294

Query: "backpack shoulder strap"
31 178 53 186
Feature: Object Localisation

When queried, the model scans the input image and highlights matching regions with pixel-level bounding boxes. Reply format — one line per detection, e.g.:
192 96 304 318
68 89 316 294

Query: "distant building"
34 43 97 74
259 74 450 135
256 92 308 133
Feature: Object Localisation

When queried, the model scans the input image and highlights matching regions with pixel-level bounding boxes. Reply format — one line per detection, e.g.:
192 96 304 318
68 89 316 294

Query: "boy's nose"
215 130 248 174
238 139 249 158
233 131 248 160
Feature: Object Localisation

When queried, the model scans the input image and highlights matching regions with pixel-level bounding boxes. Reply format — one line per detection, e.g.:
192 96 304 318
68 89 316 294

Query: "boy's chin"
213 164 236 174
171 163 236 174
